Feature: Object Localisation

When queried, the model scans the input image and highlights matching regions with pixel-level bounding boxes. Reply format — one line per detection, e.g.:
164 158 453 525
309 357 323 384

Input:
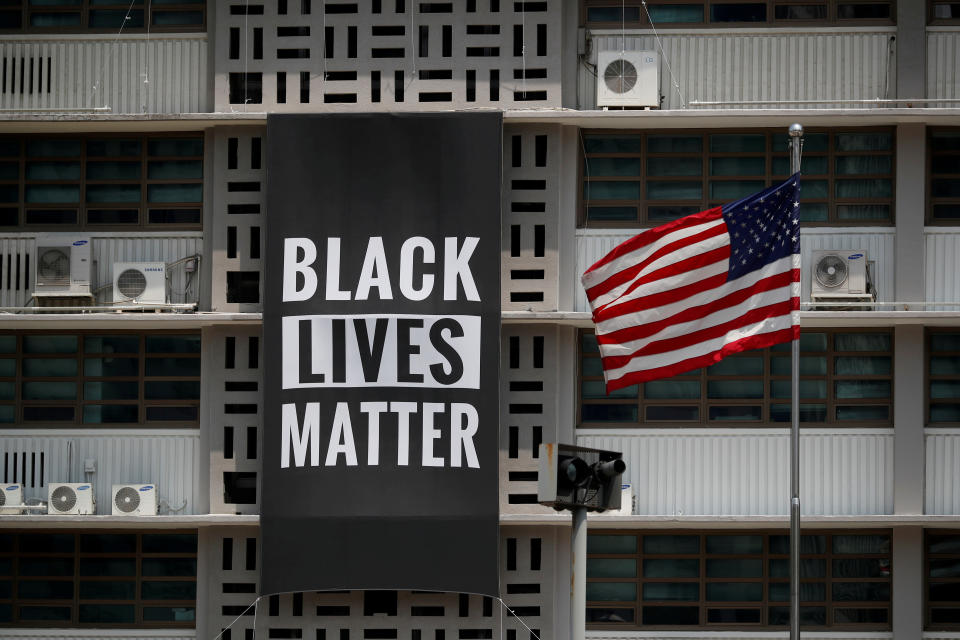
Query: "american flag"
582 174 801 393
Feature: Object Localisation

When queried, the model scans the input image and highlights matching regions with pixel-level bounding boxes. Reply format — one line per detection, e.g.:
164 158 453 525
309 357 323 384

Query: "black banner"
262 113 501 597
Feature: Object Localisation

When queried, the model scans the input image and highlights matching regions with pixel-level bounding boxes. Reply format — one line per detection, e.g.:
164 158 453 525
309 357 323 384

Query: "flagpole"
788 122 803 640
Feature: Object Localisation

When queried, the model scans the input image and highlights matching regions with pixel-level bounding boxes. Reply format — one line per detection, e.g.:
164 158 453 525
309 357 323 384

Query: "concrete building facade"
0 1 957 639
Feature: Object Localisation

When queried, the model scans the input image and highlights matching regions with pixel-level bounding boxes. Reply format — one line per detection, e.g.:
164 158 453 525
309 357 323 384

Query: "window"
928 331 960 424
0 1 204 32
930 0 960 22
0 135 202 230
0 332 201 426
580 129 895 226
580 330 893 426
929 129 960 222
587 530 891 629
582 0 895 26
0 531 196 627
927 531 960 629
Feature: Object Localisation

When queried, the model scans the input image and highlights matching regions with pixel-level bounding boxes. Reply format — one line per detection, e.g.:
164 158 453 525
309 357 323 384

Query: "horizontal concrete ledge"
588 632 894 639
0 112 267 133
0 514 259 528
2 310 958 328
1 107 960 132
4 513 955 529
0 631 196 638
0 311 263 329
502 310 960 327
504 107 960 128
501 513 960 528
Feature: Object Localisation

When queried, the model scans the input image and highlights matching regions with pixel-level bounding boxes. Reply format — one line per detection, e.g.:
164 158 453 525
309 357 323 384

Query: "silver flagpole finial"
789 123 804 137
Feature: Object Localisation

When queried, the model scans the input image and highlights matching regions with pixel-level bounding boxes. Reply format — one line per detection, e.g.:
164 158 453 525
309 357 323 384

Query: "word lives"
278 236 486 469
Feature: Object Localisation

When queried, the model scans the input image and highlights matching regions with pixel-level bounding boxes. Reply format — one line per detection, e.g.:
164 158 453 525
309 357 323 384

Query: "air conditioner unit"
113 262 167 305
47 483 96 515
0 484 22 514
810 250 876 307
33 234 91 297
596 50 659 108
112 484 158 516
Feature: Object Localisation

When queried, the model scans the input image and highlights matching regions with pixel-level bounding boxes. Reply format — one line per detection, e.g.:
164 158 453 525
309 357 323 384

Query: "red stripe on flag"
584 222 729 302
601 299 798 370
605 325 800 392
592 245 732 317
593 272 730 324
583 207 724 276
597 269 799 346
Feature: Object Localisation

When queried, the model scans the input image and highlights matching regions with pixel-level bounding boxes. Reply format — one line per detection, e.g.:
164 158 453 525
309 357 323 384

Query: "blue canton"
722 173 801 282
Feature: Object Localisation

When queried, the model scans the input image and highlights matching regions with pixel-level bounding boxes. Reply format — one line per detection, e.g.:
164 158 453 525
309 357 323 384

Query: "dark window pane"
642 606 698 624
142 580 197 600
145 335 201 353
587 559 636 578
19 605 71 621
80 533 136 553
145 380 201 399
79 557 137 577
582 404 638 422
833 535 890 554
837 2 890 18
20 533 74 553
706 535 762 554
141 557 197 577
706 558 762 577
142 606 196 622
643 583 698 601
644 535 700 554
149 208 201 224
587 582 637 601
644 558 700 578
145 357 201 376
18 580 74 599
19 557 74 576
769 606 826 625
79 604 136 624
142 533 197 554
706 608 761 622
146 405 199 421
588 535 637 554
586 607 634 623
834 607 888 623
79 580 136 600
706 582 763 601
86 209 139 224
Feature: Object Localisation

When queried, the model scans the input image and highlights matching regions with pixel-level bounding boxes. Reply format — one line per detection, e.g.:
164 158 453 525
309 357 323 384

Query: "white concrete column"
894 124 926 304
894 324 925 514
892 526 924 640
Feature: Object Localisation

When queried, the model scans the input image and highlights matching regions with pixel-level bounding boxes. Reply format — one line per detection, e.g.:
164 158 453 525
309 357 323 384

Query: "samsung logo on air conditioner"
140 485 154 491
77 485 91 490
142 267 163 272
72 240 88 246
848 253 864 260
4 486 15 491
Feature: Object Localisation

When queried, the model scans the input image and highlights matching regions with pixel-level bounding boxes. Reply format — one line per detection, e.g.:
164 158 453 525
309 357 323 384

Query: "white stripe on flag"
604 314 795 383
582 217 726 290
596 284 794 359
595 255 796 334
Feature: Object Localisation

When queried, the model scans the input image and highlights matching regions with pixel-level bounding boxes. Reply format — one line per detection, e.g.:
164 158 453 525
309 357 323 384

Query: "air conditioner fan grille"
815 255 848 288
114 486 140 513
51 485 77 512
38 248 70 286
117 269 148 299
604 59 638 94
